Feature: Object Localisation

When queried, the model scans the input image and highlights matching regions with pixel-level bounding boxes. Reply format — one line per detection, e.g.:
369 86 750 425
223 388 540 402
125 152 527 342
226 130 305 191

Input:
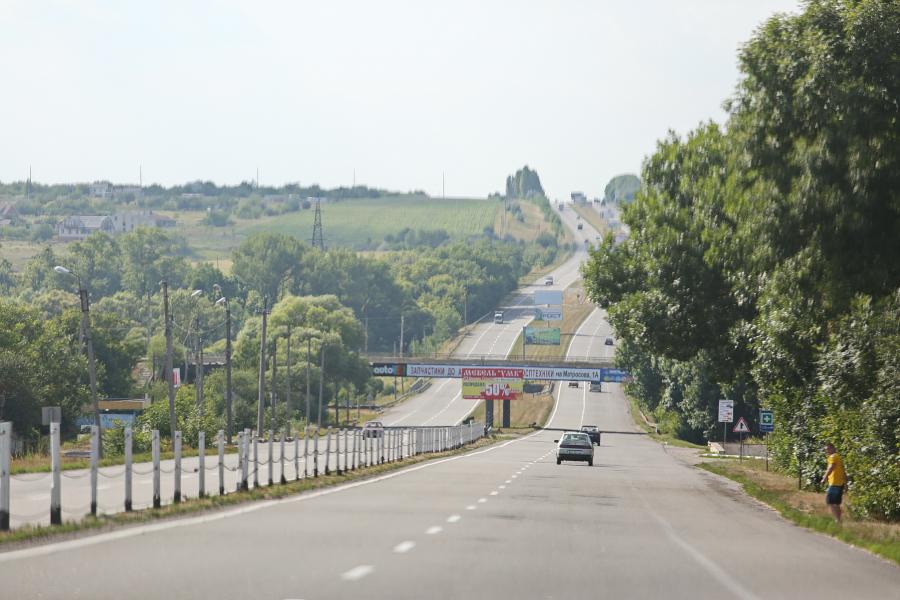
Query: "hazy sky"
1 0 801 200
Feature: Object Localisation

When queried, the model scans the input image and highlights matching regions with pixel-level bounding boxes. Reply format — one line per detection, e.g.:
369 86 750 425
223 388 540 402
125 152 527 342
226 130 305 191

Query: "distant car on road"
363 421 384 438
580 425 601 445
577 222 583 230
493 311 504 324
555 432 594 466
589 381 602 393
604 337 614 346
544 276 554 286
568 381 579 389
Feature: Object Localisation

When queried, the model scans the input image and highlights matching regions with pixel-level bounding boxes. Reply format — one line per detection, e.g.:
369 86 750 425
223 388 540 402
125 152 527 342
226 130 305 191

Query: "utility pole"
318 344 326 428
286 323 292 414
80 287 101 458
195 314 204 415
270 337 277 426
257 297 269 433
161 280 176 439
223 300 233 444
463 288 467 326
399 315 405 359
306 338 312 427
56 266 101 458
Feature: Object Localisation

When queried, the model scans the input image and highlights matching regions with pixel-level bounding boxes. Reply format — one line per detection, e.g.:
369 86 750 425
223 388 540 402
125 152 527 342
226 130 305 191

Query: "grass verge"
0 432 511 548
698 459 900 565
626 395 706 450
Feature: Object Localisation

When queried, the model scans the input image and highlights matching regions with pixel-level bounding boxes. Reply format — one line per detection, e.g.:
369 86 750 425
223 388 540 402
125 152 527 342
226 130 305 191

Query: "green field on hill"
243 196 499 249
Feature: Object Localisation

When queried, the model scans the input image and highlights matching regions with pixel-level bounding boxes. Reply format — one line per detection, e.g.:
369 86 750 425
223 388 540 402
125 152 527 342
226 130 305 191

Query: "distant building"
113 185 142 200
57 215 115 240
89 181 112 198
109 212 153 233
58 211 176 240
0 202 19 227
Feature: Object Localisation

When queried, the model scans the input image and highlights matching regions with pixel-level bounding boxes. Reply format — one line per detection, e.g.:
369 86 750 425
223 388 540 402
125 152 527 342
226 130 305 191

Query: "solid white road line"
447 515 461 523
393 541 416 554
341 565 374 581
425 526 443 535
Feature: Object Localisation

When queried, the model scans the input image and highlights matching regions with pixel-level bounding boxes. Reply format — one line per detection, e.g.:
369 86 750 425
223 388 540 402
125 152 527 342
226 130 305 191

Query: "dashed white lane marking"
341 565 374 581
447 515 461 523
477 498 487 503
426 526 443 535
511 475 518 479
466 505 477 510
505 480 511 484
393 541 416 554
489 491 498 496
499 485 506 489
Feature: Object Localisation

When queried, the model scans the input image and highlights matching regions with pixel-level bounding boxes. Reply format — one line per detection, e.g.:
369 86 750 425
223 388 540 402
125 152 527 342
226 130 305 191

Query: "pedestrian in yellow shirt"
821 443 848 522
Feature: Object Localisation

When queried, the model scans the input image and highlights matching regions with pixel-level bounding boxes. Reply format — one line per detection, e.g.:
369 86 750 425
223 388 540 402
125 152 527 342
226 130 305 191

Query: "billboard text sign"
461 367 524 400
534 290 563 306
524 327 561 346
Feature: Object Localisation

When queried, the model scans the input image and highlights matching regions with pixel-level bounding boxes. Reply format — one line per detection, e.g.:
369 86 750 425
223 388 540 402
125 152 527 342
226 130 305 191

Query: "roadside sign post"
733 417 750 462
759 410 774 471
717 399 734 445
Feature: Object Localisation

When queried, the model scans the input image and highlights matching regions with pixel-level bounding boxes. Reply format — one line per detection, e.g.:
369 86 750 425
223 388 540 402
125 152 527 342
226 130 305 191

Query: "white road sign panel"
718 399 734 423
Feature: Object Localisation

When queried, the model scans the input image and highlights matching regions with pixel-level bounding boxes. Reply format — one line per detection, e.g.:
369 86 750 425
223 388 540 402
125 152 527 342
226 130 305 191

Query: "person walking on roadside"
821 442 848 523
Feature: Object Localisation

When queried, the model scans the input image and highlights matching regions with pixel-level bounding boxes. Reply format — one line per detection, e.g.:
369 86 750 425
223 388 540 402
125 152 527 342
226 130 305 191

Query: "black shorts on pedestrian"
826 485 844 505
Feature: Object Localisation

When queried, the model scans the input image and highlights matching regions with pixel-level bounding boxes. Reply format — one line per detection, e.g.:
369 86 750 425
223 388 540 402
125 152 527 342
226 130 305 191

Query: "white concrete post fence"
0 422 485 531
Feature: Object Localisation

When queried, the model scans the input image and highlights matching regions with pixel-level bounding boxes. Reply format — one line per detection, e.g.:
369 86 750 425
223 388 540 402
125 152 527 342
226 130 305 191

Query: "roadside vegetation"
699 459 900 565
0 165 571 465
582 0 899 520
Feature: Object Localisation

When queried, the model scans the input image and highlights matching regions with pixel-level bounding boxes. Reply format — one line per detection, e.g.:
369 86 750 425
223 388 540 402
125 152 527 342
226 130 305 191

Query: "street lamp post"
55 266 101 457
215 296 233 444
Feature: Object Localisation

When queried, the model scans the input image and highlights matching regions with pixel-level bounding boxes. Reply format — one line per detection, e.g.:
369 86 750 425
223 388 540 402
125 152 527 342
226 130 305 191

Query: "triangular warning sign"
733 417 750 433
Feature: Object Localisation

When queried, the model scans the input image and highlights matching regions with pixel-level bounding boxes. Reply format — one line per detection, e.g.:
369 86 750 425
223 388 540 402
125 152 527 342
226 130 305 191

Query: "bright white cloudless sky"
0 0 802 200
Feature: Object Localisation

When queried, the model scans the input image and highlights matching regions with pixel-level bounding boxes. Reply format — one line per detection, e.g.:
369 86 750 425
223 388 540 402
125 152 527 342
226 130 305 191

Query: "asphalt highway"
383 204 597 428
4 367 898 598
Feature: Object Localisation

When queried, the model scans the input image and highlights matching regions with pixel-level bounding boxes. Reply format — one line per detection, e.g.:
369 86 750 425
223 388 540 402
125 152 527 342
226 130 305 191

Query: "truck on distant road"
494 311 504 324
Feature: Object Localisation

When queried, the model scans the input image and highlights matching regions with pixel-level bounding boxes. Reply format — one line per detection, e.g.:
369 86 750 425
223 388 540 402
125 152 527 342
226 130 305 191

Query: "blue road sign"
759 410 775 433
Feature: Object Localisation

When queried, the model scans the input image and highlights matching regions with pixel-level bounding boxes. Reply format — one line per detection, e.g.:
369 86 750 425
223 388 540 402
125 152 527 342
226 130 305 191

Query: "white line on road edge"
0 426 545 564
425 526 442 535
634 487 761 600
341 565 374 581
447 515 461 523
393 541 415 554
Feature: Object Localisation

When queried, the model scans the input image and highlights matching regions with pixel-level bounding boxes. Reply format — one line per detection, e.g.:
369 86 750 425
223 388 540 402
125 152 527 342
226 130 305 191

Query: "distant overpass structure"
366 354 628 383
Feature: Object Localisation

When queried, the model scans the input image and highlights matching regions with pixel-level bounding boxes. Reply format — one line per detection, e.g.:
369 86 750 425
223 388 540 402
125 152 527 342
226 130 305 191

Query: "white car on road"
555 432 594 466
